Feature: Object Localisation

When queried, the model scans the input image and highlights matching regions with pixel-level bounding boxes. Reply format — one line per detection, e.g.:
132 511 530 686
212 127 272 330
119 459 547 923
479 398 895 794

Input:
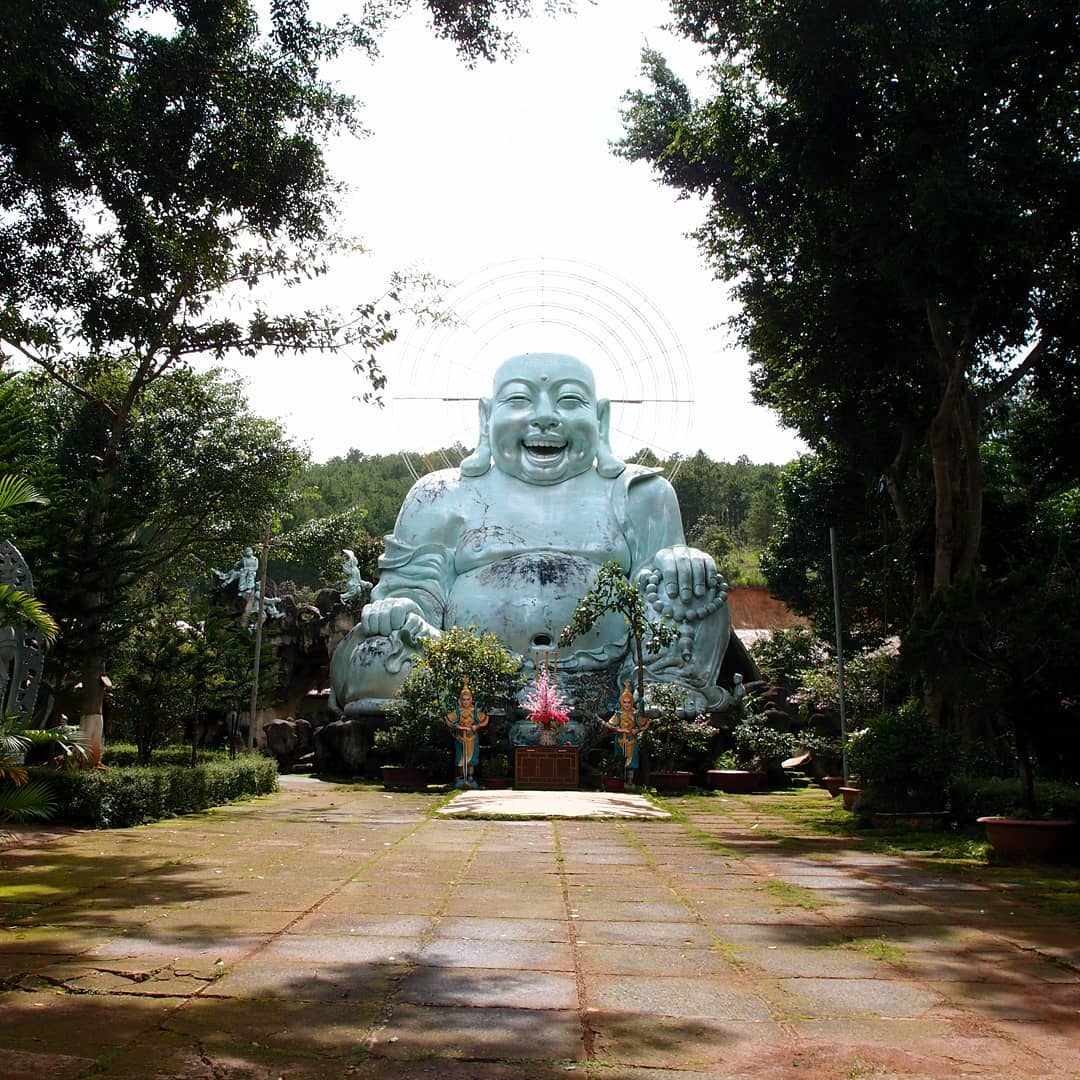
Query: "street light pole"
247 524 271 752
829 526 849 783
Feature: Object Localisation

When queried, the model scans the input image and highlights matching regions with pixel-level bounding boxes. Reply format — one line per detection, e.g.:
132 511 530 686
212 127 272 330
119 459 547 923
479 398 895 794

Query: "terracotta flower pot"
870 810 949 831
977 817 1078 862
822 776 845 798
649 770 694 791
707 769 764 794
839 785 862 811
380 765 431 790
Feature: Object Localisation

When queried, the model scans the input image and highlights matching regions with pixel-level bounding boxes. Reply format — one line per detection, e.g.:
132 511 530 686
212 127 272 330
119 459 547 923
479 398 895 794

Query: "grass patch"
820 935 907 965
761 879 827 911
728 787 1080 923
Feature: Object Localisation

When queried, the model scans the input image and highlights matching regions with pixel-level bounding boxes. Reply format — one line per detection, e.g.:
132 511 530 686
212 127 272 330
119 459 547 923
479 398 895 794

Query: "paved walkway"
1 779 1078 1078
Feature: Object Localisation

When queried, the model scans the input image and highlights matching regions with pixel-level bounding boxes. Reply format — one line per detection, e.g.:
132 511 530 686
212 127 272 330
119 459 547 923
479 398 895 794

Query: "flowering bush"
641 683 717 771
792 646 905 725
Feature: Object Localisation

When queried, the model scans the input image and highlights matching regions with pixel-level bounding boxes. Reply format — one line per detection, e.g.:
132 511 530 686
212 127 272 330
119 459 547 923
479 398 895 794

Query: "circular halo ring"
395 257 692 477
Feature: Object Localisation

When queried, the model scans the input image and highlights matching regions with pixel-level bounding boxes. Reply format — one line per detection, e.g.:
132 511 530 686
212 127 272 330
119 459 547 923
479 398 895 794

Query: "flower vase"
538 725 556 746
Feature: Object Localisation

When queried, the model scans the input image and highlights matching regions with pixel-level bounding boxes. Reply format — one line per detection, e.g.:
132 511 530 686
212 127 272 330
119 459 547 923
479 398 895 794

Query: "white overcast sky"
231 0 806 466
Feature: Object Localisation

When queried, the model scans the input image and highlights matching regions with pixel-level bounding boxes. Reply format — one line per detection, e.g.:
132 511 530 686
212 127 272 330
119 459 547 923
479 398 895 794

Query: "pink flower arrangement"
523 667 570 726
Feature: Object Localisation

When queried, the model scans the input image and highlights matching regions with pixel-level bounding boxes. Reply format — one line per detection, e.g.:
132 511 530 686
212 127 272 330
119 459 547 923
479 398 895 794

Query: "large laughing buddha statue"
329 353 736 716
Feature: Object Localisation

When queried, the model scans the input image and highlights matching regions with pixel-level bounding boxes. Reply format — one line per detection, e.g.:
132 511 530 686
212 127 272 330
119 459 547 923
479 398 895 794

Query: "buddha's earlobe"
460 398 493 476
595 398 626 478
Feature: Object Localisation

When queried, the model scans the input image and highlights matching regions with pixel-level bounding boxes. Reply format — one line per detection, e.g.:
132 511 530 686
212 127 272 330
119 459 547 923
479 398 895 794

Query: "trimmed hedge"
102 743 235 768
949 776 1080 825
31 756 279 828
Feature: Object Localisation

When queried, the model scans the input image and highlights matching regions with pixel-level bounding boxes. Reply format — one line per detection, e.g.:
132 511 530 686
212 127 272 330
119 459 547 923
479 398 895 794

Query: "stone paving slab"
2 779 1079 1077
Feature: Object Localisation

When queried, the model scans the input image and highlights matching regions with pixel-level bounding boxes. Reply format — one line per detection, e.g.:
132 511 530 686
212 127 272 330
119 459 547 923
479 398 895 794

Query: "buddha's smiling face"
488 354 603 485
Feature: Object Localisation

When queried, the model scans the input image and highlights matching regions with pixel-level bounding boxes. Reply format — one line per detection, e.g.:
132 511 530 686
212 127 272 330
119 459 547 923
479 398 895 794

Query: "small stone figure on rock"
604 681 650 789
340 548 372 606
445 677 488 789
250 583 285 623
212 546 259 595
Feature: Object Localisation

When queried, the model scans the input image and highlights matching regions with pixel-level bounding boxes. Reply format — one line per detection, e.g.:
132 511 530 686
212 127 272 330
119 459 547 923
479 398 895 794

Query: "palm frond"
0 779 57 822
0 475 48 515
0 585 59 643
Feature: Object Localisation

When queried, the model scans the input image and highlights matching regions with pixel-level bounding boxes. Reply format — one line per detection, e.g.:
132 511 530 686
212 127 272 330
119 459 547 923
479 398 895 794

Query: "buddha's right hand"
359 597 437 644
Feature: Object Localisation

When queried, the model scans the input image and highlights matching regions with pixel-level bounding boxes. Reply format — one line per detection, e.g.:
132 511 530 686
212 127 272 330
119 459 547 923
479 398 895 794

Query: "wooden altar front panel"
514 746 579 790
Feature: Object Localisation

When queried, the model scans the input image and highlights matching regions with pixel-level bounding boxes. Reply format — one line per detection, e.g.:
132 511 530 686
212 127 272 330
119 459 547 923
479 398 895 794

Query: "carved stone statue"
329 353 733 717
445 677 489 789
212 546 259 595
0 540 44 722
604 682 650 787
340 548 372 605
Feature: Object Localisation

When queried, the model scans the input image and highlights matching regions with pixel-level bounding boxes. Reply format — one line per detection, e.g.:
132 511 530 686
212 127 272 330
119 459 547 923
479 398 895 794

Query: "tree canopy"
617 0 1080 723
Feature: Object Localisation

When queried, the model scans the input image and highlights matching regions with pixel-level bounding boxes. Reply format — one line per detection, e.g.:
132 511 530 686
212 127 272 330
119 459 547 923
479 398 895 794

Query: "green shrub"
749 627 827 690
30 756 278 828
949 776 1080 825
378 627 522 771
847 703 953 812
102 744 234 768
730 714 796 771
641 683 717 771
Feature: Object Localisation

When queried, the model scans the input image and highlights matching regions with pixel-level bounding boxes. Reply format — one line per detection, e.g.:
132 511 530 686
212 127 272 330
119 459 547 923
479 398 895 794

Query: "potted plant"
372 709 446 789
599 748 627 792
846 702 951 828
482 751 512 789
706 748 762 794
710 709 795 794
640 683 716 790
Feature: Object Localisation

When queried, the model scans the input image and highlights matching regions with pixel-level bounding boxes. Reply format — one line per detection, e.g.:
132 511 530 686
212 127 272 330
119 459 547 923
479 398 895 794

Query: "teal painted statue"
604 682 649 787
329 353 733 717
445 678 488 788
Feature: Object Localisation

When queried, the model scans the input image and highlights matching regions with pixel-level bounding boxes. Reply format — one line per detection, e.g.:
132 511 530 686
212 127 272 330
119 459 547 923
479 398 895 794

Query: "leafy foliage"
729 714 796 773
376 627 522 769
112 619 198 765
640 682 716 772
617 1 1080 730
559 560 678 711
792 647 906 729
31 756 277 828
749 627 828 693
7 366 304 716
847 703 954 813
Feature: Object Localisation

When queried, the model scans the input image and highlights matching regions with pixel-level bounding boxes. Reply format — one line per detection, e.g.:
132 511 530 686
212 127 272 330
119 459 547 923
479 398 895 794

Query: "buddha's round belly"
445 552 625 656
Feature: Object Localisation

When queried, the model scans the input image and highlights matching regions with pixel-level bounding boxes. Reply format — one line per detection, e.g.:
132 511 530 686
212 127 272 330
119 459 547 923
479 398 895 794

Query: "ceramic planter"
822 776 845 798
649 770 694 791
707 769 765 794
977 817 1078 862
839 785 862 811
601 776 626 793
870 810 949 831
380 765 431 790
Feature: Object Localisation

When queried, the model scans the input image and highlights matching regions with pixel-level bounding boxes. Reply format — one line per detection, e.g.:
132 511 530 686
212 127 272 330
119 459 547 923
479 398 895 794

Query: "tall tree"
0 1 576 738
8 366 307 732
617 0 1080 720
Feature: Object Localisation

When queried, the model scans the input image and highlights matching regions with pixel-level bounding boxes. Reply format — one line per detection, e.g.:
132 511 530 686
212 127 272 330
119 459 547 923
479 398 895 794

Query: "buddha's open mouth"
523 439 567 460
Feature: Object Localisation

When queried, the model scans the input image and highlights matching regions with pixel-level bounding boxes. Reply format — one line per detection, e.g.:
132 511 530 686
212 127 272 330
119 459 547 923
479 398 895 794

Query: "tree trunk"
78 645 106 761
